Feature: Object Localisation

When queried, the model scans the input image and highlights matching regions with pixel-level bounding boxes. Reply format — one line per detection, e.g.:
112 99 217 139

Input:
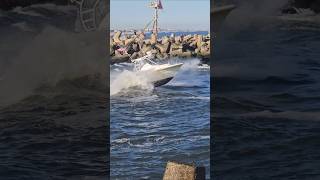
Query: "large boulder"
150 33 157 45
161 36 170 44
113 31 123 45
156 42 170 53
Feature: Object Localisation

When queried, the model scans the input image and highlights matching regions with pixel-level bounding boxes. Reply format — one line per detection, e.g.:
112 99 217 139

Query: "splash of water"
221 0 288 32
0 26 107 107
110 69 154 96
110 58 203 96
179 58 201 71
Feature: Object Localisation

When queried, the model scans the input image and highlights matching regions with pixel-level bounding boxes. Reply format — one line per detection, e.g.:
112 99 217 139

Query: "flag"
157 0 163 9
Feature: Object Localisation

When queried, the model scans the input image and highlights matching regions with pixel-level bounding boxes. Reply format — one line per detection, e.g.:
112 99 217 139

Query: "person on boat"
115 45 127 55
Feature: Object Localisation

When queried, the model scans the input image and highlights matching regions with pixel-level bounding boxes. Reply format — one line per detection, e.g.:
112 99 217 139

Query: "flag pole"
155 5 158 39
149 0 162 40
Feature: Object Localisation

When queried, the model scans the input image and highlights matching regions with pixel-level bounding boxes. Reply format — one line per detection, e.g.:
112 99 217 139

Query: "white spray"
110 58 202 96
0 26 107 107
221 0 289 32
110 69 154 96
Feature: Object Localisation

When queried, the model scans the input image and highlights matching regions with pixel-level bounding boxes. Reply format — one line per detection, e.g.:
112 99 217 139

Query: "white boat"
131 52 183 87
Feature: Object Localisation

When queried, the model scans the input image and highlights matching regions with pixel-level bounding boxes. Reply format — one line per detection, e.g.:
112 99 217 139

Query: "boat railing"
131 53 157 71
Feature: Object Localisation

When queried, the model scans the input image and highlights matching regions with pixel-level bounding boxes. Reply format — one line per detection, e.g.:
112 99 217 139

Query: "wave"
11 22 34 31
13 3 75 15
0 3 77 32
110 69 154 96
278 13 320 24
0 26 107 107
12 6 44 17
213 96 269 113
111 134 209 149
239 110 320 121
256 76 314 85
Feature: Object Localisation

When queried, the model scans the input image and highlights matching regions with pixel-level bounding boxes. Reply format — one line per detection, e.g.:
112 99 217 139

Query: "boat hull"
153 77 174 87
142 63 183 87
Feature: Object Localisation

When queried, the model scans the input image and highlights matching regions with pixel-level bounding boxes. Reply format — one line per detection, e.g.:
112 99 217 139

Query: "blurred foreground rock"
163 161 205 180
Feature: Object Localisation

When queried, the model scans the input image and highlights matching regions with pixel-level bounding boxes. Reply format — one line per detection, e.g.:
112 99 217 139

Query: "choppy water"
0 4 108 179
213 13 320 179
0 83 108 179
110 60 210 179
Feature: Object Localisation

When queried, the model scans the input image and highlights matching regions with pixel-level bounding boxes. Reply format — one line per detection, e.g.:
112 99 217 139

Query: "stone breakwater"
110 31 210 64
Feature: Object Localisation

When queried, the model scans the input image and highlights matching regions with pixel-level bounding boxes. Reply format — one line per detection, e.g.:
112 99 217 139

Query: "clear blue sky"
110 0 210 31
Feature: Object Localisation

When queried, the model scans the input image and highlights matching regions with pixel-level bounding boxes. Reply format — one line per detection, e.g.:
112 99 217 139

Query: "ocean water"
213 10 320 179
148 31 209 38
110 59 210 179
0 4 108 179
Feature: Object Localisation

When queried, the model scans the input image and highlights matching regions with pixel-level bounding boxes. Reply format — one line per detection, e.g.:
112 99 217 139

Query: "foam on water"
179 58 201 71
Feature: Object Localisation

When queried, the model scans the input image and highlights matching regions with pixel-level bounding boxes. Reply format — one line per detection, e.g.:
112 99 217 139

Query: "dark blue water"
213 15 320 179
110 59 210 179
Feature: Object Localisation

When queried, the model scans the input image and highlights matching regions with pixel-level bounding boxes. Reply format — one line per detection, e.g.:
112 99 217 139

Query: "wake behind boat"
131 51 183 87
279 7 320 22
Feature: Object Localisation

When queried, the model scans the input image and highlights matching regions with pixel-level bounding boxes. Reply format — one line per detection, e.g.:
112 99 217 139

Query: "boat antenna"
117 0 164 59
123 0 163 55
149 0 163 39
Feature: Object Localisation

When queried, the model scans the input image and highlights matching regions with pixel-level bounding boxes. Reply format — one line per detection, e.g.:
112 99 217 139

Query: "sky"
110 0 210 31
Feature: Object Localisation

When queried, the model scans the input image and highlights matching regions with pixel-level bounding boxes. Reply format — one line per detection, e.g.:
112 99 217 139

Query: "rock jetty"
110 31 210 64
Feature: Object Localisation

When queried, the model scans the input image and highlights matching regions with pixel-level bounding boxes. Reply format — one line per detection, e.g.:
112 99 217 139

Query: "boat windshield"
131 53 157 71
